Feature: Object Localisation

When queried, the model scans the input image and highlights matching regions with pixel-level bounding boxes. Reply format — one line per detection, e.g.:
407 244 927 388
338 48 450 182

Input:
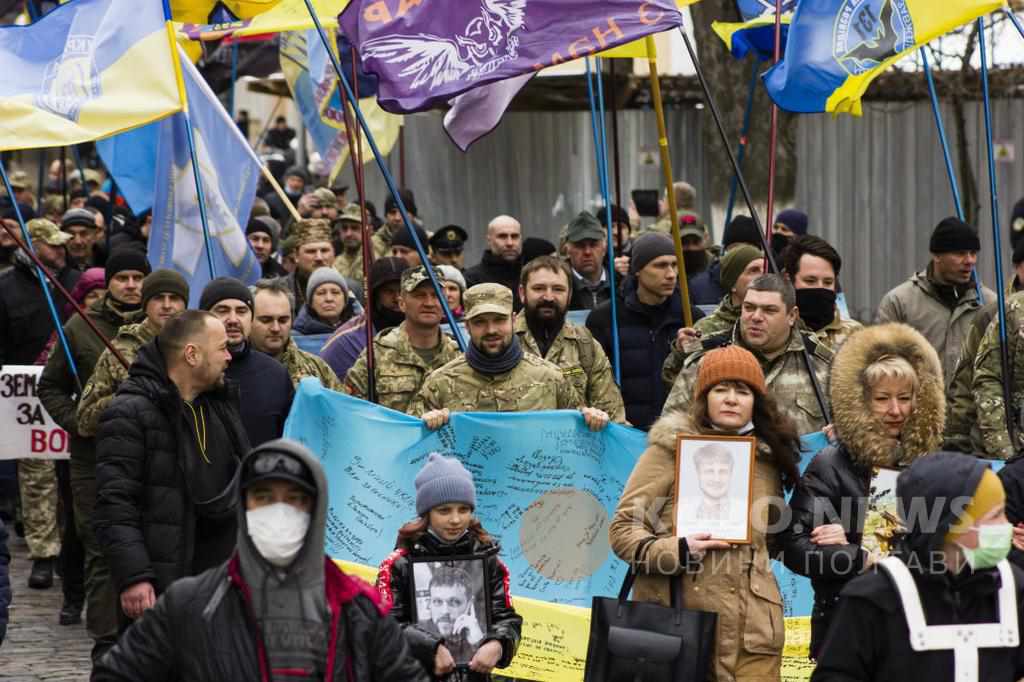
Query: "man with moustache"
515 256 625 423
564 212 612 311
61 207 103 270
331 204 366 282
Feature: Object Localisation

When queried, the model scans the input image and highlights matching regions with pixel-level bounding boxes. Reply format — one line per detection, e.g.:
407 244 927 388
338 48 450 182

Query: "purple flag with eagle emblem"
340 0 683 119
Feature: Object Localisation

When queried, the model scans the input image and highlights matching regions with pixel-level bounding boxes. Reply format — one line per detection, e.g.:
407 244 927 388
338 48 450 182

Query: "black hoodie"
812 453 1024 682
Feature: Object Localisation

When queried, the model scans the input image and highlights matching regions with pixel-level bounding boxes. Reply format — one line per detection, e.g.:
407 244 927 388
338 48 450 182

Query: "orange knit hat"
694 345 766 398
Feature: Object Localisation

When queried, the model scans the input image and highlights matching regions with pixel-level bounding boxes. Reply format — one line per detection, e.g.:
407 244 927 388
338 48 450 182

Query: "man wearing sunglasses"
94 440 428 682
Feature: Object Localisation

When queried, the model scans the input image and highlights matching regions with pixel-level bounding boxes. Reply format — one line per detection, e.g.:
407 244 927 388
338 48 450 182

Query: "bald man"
464 215 525 311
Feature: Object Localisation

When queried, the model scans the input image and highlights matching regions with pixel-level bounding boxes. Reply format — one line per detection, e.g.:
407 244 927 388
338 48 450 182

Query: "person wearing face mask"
770 208 809 260
376 453 522 681
779 235 862 350
811 452 1024 682
611 346 803 682
93 439 429 682
678 211 712 278
779 323 945 660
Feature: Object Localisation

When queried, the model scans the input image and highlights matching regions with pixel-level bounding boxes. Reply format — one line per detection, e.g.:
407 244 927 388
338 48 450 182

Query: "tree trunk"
688 3 798 215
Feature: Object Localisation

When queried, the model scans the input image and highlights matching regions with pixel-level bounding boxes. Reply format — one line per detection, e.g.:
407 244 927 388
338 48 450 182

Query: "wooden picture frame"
410 555 492 666
673 434 757 544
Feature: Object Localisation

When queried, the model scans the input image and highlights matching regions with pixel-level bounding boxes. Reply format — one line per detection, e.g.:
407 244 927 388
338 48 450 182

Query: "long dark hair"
690 385 803 491
395 515 495 551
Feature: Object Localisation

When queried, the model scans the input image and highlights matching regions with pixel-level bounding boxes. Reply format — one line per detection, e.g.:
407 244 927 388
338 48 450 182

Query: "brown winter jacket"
609 410 787 682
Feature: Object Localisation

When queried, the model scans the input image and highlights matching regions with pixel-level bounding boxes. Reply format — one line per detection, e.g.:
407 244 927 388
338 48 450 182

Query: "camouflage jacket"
76 318 158 437
972 292 1024 459
514 316 626 423
333 249 364 283
371 223 398 260
407 352 583 416
806 312 862 351
663 326 833 436
661 295 741 387
945 302 997 454
277 337 344 392
345 324 462 413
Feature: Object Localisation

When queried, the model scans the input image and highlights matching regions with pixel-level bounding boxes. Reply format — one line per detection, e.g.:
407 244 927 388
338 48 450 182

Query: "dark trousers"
56 460 85 606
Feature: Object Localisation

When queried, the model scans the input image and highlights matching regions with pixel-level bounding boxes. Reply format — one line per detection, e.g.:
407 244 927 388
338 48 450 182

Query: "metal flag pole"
0 160 82 391
608 57 623 209
645 35 694 328
725 63 760 232
1007 7 1024 41
764 0 785 260
301 0 466 352
676 24 831 424
586 57 621 384
978 17 1015 449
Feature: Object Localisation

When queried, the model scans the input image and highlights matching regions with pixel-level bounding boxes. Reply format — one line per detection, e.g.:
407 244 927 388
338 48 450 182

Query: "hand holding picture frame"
674 434 757 544
411 556 491 666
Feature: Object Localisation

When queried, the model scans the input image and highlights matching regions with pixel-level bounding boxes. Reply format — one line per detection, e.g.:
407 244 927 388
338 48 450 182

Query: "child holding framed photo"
376 454 522 681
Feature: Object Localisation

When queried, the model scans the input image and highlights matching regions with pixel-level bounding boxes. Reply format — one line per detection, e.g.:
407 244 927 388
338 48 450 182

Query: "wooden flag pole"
260 165 303 224
646 35 693 328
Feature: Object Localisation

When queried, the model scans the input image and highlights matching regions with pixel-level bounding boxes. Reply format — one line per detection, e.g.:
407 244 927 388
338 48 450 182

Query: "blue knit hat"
415 453 476 516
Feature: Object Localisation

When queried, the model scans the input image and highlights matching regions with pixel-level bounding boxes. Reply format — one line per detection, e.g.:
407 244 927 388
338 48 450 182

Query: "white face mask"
246 503 311 568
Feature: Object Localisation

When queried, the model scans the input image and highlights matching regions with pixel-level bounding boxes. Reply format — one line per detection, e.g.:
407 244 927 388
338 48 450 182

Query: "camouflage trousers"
17 458 60 559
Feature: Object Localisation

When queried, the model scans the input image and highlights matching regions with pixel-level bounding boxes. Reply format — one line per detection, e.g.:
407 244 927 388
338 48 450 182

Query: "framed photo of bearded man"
674 434 756 544
410 556 491 666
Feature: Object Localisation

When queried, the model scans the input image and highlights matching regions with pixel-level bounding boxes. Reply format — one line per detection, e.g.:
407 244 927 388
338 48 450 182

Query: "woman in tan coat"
609 345 802 682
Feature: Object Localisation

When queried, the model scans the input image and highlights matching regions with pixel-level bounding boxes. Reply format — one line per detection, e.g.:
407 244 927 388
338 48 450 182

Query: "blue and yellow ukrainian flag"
0 0 184 151
712 0 796 61
763 0 1003 116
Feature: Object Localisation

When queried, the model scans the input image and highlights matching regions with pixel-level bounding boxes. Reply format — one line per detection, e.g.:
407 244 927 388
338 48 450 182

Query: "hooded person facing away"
93 440 429 682
811 452 1024 682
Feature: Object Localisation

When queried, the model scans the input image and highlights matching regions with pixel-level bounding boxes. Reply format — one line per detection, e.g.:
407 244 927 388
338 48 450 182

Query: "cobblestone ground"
0 534 92 681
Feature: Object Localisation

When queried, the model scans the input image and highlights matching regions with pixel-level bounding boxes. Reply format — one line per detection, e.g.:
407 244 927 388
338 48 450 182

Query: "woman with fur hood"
781 322 944 659
609 345 802 681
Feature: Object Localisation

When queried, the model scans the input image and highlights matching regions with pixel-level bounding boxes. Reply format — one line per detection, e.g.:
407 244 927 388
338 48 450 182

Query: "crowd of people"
3 159 1024 681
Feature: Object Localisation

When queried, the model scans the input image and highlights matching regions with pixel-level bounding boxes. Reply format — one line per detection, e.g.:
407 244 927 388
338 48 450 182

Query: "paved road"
0 533 91 681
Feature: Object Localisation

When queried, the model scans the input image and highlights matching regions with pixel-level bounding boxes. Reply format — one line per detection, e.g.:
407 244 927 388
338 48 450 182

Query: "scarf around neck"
466 334 524 375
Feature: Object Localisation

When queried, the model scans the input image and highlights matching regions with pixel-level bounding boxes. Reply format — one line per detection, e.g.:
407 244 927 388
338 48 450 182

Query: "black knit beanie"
722 215 762 249
142 269 189 308
105 246 151 284
630 232 676 274
929 217 981 254
199 276 254 311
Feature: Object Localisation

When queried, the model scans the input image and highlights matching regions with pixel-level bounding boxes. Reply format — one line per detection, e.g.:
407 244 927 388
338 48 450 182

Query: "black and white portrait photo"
674 435 756 543
411 558 490 665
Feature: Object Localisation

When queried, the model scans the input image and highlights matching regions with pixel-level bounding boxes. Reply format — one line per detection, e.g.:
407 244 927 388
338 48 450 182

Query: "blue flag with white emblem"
148 47 262 306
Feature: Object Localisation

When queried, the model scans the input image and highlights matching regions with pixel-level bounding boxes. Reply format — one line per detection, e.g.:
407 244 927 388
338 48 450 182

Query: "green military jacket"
333 249 364 283
77 318 158 437
945 302 997 454
663 326 833 436
809 311 862 351
345 324 462 413
278 337 344 392
371 223 398 260
972 292 1024 459
661 296 740 388
407 352 583 416
514 316 626 424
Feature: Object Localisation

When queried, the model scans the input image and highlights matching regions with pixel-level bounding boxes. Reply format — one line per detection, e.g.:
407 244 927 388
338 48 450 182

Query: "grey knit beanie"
415 453 476 516
305 266 348 302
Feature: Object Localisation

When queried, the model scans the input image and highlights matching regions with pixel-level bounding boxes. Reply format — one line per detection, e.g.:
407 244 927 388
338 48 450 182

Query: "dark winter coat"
376 531 522 681
687 259 724 307
782 323 945 658
812 453 1024 682
998 456 1024 571
225 343 294 447
0 516 9 647
464 251 523 312
0 257 81 365
94 340 250 595
586 277 697 430
568 271 612 311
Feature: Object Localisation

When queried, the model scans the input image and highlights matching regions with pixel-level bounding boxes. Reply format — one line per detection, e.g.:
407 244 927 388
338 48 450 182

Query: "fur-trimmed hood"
648 409 699 453
830 323 945 468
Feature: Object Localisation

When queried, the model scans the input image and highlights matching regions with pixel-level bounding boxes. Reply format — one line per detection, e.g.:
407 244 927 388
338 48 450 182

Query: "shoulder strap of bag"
617 563 684 612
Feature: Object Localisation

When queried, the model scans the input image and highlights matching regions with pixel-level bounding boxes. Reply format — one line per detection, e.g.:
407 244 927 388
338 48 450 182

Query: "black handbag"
583 566 718 682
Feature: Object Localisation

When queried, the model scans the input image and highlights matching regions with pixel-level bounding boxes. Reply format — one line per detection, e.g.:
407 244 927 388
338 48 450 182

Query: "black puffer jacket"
376 531 522 681
464 251 523 312
94 340 250 594
225 342 294 447
0 257 81 365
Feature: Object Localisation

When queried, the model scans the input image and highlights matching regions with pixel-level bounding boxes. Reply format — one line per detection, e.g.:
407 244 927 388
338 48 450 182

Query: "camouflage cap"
401 264 439 293
679 211 705 240
463 283 513 320
8 170 29 190
27 218 72 246
337 203 362 223
313 187 337 207
291 218 332 247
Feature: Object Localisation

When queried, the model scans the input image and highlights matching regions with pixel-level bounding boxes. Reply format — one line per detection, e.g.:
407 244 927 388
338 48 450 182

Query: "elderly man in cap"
246 217 286 278
200 278 294 446
345 265 461 413
62 207 103 270
564 212 612 311
409 283 610 432
429 224 468 270
331 204 366 281
283 218 337 316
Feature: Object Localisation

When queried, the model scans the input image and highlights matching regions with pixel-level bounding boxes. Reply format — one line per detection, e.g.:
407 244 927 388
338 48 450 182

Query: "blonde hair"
863 355 918 396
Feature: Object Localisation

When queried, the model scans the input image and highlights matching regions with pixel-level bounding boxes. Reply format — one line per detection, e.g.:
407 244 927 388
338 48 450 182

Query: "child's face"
429 503 473 542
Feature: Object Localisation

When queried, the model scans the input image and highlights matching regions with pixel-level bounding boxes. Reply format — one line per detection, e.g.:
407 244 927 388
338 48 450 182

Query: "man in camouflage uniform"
331 204 366 282
345 265 461 412
970 290 1024 459
408 283 609 432
663 244 764 385
779 234 861 350
515 255 626 423
663 274 832 436
248 278 343 391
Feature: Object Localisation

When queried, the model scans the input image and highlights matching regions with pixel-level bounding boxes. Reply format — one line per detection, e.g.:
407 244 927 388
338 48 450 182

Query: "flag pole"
676 25 831 424
764 0 784 260
586 57 621 384
259 165 302 223
978 17 1015 450
645 35 693 328
1007 7 1024 41
608 58 623 209
253 97 284 150
229 42 238 119
725 63 760 233
300 0 466 352
0 160 83 392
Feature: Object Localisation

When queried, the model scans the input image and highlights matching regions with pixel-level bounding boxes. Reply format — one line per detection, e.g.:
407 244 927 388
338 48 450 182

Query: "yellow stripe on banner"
0 29 183 152
168 22 189 113
598 38 650 59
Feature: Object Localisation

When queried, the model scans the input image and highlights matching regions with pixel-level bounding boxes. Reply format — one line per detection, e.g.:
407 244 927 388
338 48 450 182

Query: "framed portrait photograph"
674 434 756 544
410 556 491 666
862 467 903 557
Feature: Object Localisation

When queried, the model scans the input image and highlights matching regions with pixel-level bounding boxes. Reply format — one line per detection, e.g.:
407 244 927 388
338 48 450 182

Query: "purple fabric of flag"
443 73 533 151
339 0 683 114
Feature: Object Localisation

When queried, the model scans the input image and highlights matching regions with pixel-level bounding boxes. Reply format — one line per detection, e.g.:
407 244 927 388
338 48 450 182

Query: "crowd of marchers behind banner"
4 149 1024 681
